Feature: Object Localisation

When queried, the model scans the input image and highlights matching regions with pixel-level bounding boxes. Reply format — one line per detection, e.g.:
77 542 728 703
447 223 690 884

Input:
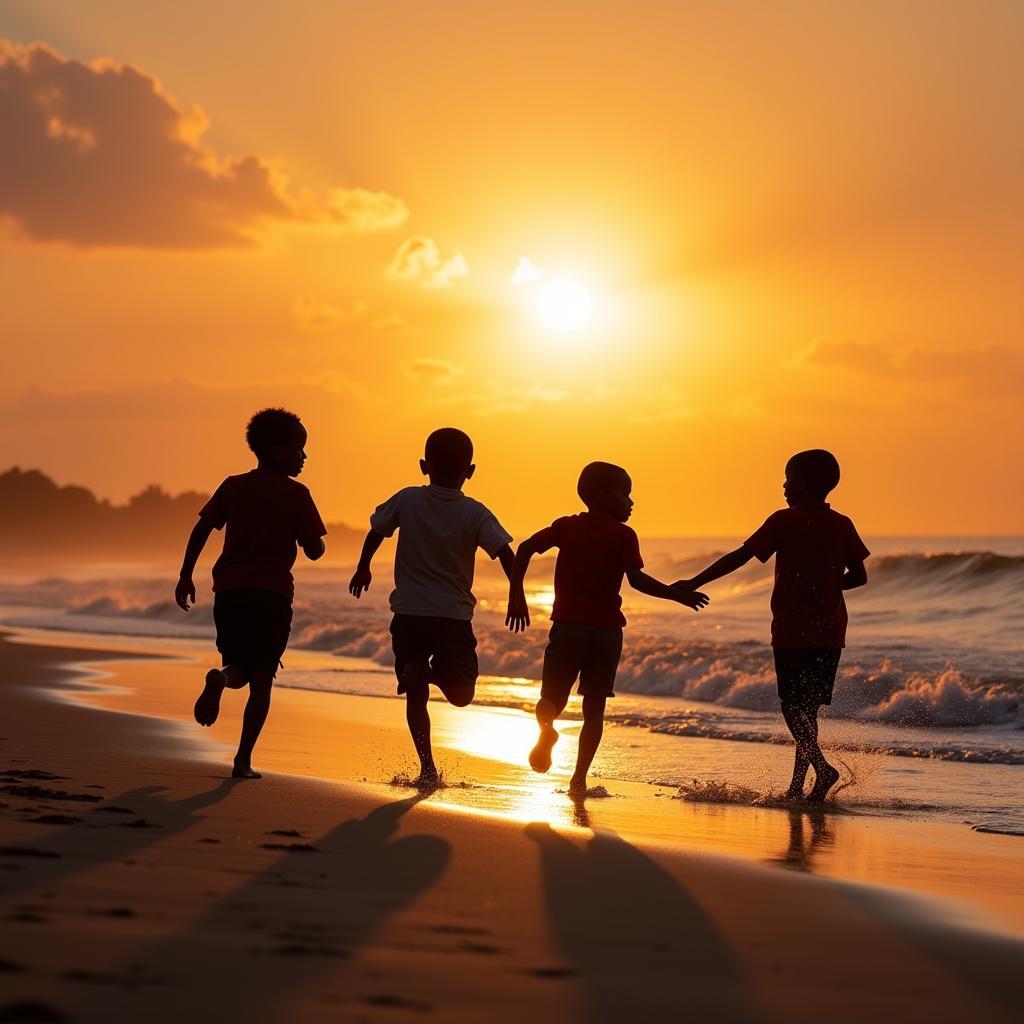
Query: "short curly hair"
424 427 474 477
786 449 840 495
245 408 304 457
577 462 630 504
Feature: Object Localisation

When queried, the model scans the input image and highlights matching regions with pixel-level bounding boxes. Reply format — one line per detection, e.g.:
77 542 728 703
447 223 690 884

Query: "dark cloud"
0 39 406 248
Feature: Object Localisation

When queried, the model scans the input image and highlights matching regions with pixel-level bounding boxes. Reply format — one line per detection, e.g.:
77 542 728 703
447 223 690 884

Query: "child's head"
783 449 840 504
578 462 633 522
420 427 475 488
246 408 307 476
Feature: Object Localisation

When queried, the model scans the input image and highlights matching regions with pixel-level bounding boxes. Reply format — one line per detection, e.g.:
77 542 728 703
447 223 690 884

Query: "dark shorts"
773 647 842 708
213 588 292 679
389 614 478 701
541 621 624 710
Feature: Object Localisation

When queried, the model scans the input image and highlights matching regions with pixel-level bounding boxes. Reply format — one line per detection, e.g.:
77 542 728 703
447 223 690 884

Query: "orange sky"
1 1 1021 536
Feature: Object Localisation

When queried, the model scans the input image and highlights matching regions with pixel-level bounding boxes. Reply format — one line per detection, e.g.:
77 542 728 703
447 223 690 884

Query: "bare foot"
194 669 225 726
412 768 441 792
231 763 262 779
806 764 840 803
398 662 429 695
567 777 587 800
529 724 559 774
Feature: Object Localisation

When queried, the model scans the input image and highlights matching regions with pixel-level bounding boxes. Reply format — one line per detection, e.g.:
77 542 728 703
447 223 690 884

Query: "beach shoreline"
1 627 1023 1022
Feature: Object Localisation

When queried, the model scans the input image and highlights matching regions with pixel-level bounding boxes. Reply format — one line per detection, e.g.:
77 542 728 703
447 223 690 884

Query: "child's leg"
194 665 247 727
530 696 565 773
781 702 812 797
781 701 838 801
403 680 439 786
569 695 607 797
232 669 274 779
531 624 579 774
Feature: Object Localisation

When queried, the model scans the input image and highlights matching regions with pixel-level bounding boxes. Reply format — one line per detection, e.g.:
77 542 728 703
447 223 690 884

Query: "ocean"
2 535 1022 835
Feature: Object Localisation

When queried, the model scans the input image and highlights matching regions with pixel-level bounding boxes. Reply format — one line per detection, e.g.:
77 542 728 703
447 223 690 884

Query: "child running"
349 428 514 789
506 462 708 799
676 449 869 802
175 408 327 779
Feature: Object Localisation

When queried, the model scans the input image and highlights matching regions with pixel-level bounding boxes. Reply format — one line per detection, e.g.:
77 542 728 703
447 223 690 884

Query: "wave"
294 615 1023 731
3 564 1022 735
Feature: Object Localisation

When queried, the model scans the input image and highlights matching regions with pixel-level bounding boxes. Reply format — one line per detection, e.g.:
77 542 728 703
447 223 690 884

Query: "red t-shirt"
744 503 869 648
199 470 327 602
530 511 644 628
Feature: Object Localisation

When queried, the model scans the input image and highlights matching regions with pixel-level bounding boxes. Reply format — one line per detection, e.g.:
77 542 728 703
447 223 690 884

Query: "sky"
1 0 1021 537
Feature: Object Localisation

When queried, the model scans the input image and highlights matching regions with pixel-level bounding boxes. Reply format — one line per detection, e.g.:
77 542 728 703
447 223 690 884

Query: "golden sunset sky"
1 1 1021 536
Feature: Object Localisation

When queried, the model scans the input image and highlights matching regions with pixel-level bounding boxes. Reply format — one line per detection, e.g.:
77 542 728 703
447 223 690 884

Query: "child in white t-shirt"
349 428 514 788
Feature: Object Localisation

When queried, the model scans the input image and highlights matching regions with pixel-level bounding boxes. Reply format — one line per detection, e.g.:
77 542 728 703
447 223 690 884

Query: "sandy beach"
1 627 1022 1024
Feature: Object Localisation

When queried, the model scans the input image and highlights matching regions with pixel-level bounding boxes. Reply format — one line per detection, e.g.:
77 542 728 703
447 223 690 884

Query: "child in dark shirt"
506 462 708 799
677 449 869 802
175 408 327 779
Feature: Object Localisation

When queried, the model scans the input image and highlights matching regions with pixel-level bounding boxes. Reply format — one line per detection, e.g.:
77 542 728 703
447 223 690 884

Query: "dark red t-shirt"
199 470 327 602
530 511 644 628
744 503 869 648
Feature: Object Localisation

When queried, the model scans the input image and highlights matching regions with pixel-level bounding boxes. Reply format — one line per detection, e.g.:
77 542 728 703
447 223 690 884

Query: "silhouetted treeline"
0 467 360 563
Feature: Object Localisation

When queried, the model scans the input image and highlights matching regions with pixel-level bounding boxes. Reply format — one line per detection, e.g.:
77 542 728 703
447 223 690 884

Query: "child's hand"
505 590 531 632
348 565 372 598
671 581 709 610
175 575 196 611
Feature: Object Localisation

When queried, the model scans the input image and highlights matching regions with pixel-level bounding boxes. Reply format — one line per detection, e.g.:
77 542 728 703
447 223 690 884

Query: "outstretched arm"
505 536 542 632
842 560 868 590
348 529 385 598
175 518 215 610
627 567 709 610
679 545 755 591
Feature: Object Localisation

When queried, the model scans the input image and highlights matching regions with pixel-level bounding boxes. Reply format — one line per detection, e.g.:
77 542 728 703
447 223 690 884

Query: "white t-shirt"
370 485 513 620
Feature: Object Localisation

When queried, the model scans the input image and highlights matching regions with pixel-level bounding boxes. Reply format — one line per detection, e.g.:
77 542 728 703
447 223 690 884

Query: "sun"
535 277 593 333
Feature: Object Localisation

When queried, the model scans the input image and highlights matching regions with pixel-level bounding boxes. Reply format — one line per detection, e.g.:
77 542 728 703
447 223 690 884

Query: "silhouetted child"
175 408 327 779
506 462 708 800
349 428 514 789
677 449 869 802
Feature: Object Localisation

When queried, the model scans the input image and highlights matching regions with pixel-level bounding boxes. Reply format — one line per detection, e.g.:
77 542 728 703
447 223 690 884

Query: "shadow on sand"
0 777 240 898
70 795 450 1022
526 821 755 1023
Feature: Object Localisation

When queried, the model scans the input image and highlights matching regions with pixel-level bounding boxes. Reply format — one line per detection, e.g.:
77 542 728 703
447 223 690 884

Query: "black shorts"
213 588 292 679
389 614 478 700
541 621 623 710
773 647 842 708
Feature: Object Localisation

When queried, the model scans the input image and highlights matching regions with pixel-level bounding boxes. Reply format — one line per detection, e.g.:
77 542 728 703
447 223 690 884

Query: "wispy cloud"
407 358 464 386
292 295 406 333
387 237 468 289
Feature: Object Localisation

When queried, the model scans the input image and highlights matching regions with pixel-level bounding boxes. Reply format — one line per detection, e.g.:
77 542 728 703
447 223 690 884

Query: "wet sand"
1 628 1022 1023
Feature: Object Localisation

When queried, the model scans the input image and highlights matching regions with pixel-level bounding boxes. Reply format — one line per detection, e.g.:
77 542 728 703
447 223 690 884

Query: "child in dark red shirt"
506 462 708 800
175 408 327 779
678 449 869 802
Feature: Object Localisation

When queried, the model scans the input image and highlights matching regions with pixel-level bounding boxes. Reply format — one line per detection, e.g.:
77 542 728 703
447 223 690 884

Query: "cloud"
387 236 468 289
510 257 543 286
407 358 463 386
801 339 1023 394
324 188 408 232
292 294 406 333
0 39 407 248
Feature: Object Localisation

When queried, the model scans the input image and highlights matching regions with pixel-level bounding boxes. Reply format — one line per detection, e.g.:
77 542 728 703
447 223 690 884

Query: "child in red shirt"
175 409 327 779
506 462 708 800
678 450 869 802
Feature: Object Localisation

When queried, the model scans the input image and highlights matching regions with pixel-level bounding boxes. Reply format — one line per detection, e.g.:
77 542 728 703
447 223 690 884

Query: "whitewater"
2 535 1021 834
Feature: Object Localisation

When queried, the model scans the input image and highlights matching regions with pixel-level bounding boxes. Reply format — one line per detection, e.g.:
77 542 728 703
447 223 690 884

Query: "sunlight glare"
536 277 593 333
